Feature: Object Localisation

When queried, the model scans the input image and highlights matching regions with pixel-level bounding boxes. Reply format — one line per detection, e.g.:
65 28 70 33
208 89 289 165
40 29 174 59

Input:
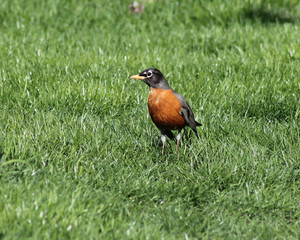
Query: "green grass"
0 0 299 239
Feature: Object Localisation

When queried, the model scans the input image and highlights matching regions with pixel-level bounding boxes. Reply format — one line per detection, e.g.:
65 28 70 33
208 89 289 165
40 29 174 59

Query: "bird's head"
130 68 171 89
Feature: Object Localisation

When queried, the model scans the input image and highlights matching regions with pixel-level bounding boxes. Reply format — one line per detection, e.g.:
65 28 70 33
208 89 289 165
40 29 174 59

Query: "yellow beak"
130 74 146 80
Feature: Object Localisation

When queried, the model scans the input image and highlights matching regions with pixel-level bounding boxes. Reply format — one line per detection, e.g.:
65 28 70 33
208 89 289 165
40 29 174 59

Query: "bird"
130 68 201 155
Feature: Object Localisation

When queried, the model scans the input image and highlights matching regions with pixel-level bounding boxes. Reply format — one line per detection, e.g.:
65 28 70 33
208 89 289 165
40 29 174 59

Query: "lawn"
0 0 299 239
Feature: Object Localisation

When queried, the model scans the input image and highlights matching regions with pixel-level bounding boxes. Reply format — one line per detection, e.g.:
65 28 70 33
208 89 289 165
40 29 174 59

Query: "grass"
0 0 299 239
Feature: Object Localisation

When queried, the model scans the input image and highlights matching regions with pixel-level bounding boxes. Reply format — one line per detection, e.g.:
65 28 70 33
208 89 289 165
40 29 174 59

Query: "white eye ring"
147 71 152 77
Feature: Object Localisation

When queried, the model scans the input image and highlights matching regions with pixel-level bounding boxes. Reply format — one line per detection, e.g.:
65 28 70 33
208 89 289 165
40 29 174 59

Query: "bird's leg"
161 134 166 155
176 132 181 155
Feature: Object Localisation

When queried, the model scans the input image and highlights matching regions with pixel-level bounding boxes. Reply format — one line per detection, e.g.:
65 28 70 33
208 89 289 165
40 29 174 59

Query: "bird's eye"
147 71 152 77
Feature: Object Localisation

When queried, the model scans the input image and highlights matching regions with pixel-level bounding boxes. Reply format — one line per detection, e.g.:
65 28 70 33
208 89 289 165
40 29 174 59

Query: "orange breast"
148 88 186 130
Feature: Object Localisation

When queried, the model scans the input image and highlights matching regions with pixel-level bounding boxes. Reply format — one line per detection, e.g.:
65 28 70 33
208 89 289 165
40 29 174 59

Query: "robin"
130 68 201 155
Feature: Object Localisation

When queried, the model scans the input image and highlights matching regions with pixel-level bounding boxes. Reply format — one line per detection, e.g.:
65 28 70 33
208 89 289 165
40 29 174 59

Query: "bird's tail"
196 121 202 127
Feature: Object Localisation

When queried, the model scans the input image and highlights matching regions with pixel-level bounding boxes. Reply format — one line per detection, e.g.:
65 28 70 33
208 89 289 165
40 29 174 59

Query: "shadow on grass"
242 5 299 24
234 99 298 122
190 2 300 28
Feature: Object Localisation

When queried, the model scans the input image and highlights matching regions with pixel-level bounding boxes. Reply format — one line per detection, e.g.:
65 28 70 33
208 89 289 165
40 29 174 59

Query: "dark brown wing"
173 91 201 138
